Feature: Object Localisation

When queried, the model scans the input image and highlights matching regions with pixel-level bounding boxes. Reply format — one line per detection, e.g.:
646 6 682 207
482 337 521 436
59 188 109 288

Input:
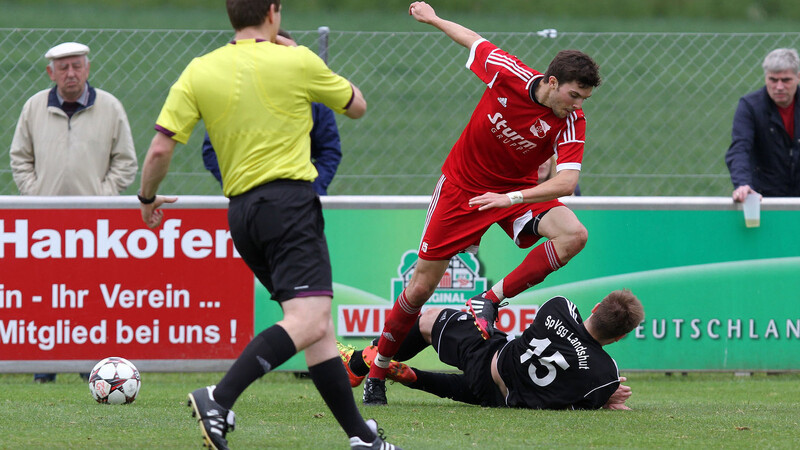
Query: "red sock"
501 240 563 298
368 290 421 379
483 289 500 303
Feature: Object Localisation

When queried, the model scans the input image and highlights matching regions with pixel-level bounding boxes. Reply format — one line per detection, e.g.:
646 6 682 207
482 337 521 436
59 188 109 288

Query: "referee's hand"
140 195 178 229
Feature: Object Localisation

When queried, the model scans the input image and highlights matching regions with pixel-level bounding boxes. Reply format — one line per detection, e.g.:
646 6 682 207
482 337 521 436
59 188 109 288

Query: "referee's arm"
344 83 367 119
139 131 178 228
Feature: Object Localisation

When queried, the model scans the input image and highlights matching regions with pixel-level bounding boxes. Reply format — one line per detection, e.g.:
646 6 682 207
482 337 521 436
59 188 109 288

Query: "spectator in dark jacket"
201 30 342 195
726 48 800 202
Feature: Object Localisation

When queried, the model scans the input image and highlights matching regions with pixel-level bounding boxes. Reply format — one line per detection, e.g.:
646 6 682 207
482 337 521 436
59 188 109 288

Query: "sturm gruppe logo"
391 250 488 306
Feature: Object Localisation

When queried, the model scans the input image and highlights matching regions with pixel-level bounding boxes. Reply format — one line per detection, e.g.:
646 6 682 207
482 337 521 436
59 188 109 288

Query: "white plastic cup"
743 193 761 228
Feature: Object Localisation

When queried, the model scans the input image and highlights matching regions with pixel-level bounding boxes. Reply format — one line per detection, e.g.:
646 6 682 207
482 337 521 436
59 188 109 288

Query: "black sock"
393 319 429 361
406 368 482 405
349 320 428 377
309 357 374 442
213 325 296 409
349 350 370 377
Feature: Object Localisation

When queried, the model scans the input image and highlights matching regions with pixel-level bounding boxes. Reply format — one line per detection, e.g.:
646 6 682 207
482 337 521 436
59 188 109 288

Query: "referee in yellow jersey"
137 1 399 449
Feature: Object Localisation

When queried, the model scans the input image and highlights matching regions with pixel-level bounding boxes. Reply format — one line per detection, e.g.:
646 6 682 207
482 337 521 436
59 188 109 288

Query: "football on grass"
88 357 141 404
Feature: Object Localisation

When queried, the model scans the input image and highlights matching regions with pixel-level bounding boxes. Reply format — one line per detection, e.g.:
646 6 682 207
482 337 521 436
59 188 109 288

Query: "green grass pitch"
2 371 799 448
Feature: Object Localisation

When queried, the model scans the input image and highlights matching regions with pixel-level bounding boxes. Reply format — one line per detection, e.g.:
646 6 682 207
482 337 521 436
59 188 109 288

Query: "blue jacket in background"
725 86 800 197
202 102 342 195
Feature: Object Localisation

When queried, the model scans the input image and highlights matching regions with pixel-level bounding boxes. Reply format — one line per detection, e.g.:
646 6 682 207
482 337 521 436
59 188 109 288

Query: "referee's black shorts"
431 308 508 406
228 180 333 302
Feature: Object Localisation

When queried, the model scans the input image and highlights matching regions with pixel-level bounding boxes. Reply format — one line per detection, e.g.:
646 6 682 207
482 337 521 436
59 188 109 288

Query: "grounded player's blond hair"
591 289 644 340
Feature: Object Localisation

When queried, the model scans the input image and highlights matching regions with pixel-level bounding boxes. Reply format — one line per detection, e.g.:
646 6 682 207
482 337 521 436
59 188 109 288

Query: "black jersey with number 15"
495 296 621 409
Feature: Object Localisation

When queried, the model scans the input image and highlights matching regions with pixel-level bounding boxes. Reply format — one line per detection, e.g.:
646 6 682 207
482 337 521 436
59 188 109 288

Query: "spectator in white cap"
9 41 138 383
9 40 137 197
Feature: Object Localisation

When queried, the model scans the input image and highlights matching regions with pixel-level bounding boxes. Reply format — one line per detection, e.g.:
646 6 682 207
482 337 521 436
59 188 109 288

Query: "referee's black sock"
309 357 374 442
213 325 296 409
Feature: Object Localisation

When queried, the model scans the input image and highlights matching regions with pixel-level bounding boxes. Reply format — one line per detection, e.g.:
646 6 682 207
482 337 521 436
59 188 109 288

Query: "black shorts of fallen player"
431 308 508 407
227 179 333 302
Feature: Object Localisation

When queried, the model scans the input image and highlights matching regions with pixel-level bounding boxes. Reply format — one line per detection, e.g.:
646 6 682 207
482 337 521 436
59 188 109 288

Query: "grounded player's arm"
409 2 482 49
468 169 580 211
602 377 633 410
344 83 367 119
139 131 178 229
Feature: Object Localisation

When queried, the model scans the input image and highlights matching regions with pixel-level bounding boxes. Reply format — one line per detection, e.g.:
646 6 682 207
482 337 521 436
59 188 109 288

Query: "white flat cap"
45 42 90 60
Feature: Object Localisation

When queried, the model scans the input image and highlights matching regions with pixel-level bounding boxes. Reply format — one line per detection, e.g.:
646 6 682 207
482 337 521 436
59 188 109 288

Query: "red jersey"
442 39 586 194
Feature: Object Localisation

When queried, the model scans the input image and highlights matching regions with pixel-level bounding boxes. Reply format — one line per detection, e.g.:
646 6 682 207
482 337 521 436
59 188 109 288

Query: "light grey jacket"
10 85 138 195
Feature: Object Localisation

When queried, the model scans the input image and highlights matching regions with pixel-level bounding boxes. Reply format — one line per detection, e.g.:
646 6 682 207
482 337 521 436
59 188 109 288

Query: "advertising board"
3 196 799 372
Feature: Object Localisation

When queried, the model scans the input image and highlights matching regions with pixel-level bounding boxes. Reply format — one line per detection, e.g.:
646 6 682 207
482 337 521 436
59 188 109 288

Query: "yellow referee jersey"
155 39 354 197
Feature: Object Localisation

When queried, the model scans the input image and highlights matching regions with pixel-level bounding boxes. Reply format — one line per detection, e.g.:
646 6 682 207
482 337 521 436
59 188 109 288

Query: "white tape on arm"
507 191 524 205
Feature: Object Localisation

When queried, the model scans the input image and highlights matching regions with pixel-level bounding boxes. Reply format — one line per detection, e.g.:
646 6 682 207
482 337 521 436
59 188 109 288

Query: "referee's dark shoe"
466 292 501 340
187 385 236 450
363 377 388 406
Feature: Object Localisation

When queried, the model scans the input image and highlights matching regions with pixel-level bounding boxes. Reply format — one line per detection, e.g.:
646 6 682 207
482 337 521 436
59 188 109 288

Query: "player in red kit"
360 2 602 405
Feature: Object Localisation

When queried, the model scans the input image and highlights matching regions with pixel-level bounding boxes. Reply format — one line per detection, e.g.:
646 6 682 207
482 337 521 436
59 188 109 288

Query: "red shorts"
418 175 563 260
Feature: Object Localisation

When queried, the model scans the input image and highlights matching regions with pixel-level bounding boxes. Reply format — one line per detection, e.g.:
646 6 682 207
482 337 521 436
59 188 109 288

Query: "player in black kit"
342 289 644 409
